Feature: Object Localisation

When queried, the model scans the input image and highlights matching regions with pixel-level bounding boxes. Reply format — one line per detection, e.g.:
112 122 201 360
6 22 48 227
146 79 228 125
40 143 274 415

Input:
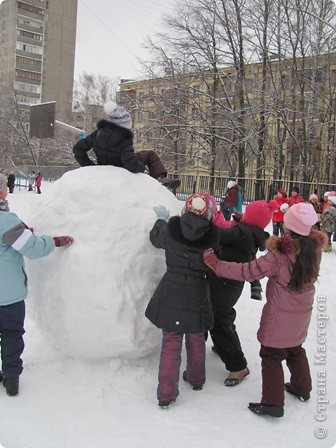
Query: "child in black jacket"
145 194 218 408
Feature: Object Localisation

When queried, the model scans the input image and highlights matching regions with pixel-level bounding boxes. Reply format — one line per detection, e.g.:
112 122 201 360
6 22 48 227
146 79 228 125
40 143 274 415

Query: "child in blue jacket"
0 174 74 396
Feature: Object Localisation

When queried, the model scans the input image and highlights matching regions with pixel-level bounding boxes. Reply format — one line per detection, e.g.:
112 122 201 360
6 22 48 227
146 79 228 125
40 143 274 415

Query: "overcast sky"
74 0 176 81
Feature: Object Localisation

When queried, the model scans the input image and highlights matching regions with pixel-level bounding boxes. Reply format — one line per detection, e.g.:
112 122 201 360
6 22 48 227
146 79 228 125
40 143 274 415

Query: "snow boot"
182 371 203 391
284 382 310 402
250 284 263 301
248 402 284 418
158 400 175 409
224 367 250 386
3 375 19 396
158 178 181 190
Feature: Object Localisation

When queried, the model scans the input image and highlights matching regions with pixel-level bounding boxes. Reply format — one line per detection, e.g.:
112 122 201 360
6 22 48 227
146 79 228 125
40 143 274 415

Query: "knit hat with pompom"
243 200 279 229
184 193 212 221
103 101 132 129
203 193 218 221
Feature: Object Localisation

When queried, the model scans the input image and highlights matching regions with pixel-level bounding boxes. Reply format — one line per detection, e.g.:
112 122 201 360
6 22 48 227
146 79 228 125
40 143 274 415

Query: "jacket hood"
168 215 218 246
266 229 328 255
96 119 133 138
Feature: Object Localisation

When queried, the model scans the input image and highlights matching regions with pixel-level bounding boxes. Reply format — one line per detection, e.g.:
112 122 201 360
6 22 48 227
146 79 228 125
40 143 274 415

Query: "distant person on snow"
220 180 242 221
203 202 327 418
35 172 42 194
73 101 180 190
0 174 74 397
7 171 16 194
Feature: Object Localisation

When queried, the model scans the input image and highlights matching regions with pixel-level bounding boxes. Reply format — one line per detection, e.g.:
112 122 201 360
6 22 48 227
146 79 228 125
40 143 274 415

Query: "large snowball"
26 166 183 359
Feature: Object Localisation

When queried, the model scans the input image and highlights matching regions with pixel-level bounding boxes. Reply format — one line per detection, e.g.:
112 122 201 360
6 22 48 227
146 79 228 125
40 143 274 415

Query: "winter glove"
53 236 74 247
153 205 170 221
232 212 243 222
203 248 218 271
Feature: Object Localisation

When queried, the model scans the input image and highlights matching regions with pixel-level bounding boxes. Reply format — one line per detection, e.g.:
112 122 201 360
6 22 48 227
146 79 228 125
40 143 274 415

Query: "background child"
0 174 73 396
320 196 336 252
145 194 218 408
272 188 288 236
203 202 326 417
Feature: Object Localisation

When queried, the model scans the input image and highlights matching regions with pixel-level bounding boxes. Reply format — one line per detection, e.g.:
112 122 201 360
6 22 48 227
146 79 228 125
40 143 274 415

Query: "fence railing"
7 168 336 202
173 174 336 203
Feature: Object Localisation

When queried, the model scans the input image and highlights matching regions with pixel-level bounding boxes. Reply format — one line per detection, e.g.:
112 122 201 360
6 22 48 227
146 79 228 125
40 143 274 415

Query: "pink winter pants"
157 331 206 403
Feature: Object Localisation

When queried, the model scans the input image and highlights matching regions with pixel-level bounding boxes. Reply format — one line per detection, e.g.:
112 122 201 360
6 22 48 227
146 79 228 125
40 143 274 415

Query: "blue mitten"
153 205 170 221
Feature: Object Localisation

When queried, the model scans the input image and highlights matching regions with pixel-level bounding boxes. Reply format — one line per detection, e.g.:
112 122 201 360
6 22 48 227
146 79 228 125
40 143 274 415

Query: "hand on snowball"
53 235 74 247
153 205 170 221
203 248 218 271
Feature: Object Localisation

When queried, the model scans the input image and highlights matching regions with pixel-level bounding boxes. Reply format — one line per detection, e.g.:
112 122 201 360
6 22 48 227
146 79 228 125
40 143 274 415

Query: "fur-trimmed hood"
168 215 218 247
266 229 328 255
96 119 133 138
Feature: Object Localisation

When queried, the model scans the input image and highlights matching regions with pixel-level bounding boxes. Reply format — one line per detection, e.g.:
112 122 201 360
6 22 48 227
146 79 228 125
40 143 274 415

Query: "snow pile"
25 166 182 359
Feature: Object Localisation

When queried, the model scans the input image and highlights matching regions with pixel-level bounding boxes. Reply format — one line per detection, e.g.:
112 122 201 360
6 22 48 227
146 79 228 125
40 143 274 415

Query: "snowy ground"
0 178 335 448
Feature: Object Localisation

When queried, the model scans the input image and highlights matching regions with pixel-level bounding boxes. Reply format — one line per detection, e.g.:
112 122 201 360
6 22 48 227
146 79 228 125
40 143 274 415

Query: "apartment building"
0 0 78 131
117 55 336 184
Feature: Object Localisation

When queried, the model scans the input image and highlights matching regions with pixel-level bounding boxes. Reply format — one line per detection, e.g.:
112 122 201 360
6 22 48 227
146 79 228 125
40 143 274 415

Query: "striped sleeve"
3 222 32 250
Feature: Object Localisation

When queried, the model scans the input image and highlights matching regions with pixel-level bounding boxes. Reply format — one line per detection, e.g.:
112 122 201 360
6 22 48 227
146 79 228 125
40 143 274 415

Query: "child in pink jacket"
203 203 327 417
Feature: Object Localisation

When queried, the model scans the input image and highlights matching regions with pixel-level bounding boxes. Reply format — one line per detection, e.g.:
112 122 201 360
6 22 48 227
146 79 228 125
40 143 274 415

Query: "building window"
17 29 43 41
16 95 39 105
14 81 41 94
16 42 43 55
16 56 42 68
18 2 45 16
19 108 31 119
16 69 41 81
192 85 200 95
332 70 336 86
18 17 44 30
136 130 142 142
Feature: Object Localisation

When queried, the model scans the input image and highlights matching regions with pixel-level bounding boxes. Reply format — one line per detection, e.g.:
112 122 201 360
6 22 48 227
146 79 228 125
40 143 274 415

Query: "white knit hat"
227 180 236 190
103 101 132 129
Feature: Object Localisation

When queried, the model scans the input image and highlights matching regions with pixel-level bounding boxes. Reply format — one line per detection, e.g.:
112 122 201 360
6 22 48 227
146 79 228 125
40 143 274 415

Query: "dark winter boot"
182 371 203 391
3 375 19 396
250 283 263 301
284 382 310 402
158 178 181 190
158 399 175 409
248 402 284 418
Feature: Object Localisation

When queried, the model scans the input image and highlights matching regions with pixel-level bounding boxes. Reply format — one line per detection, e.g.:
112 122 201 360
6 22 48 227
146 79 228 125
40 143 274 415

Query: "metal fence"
174 174 336 203
7 167 336 202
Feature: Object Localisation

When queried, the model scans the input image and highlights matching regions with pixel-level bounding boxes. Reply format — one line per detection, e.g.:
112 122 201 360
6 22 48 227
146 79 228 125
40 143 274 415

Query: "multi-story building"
0 0 78 132
117 54 336 187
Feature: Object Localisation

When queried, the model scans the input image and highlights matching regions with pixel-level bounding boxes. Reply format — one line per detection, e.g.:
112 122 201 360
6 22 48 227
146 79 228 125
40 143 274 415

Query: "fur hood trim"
266 229 328 255
96 119 133 138
168 215 218 247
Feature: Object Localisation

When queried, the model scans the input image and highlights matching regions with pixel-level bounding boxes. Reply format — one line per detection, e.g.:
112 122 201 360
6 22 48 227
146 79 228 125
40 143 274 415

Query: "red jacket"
272 197 288 223
209 230 326 348
288 195 304 206
35 175 42 188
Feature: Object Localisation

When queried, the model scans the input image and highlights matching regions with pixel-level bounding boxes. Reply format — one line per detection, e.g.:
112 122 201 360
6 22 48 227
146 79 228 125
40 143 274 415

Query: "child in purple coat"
203 203 327 417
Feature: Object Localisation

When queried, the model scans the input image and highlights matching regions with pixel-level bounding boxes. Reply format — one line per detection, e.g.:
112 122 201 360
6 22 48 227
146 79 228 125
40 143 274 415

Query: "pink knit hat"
284 203 318 236
309 194 318 201
243 200 278 229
